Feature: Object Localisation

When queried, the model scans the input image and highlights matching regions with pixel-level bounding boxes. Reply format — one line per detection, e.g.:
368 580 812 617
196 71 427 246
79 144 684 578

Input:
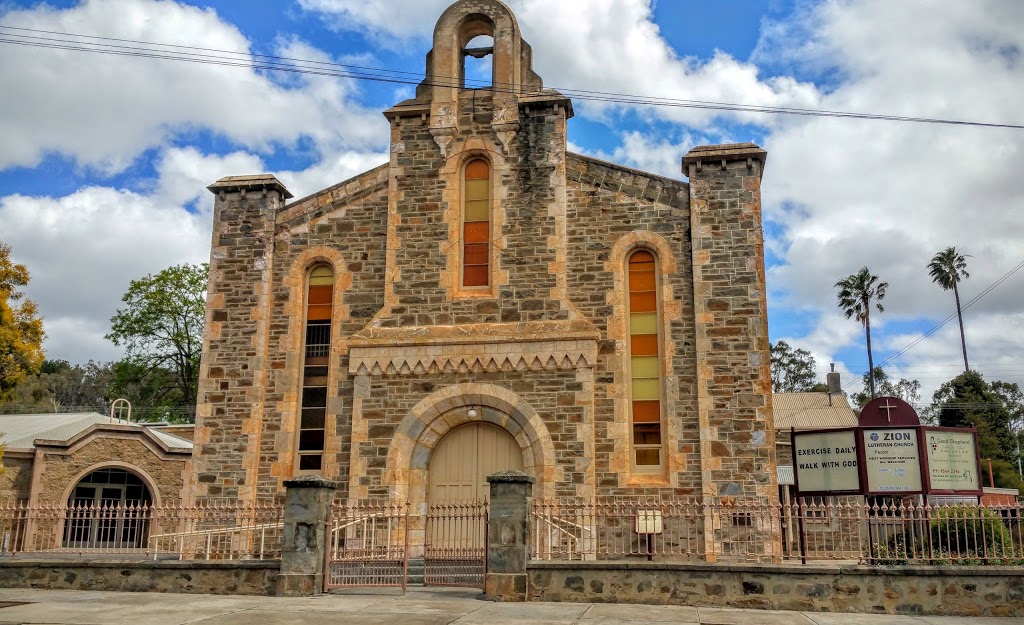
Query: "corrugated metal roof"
772 392 858 431
0 413 192 450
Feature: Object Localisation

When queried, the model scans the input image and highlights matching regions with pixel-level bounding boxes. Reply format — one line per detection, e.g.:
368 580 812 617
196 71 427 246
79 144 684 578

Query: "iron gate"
324 500 409 592
324 500 487 591
423 501 487 587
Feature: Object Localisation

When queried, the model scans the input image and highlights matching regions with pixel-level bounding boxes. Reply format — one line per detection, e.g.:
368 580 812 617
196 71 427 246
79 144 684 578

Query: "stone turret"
193 175 291 504
684 143 778 557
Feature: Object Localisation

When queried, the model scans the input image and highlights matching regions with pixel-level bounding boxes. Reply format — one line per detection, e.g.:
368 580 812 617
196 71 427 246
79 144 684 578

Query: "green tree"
991 380 1024 474
770 340 819 392
928 247 971 372
851 367 921 411
106 263 207 422
932 371 1024 491
4 359 117 414
835 267 888 400
0 242 44 402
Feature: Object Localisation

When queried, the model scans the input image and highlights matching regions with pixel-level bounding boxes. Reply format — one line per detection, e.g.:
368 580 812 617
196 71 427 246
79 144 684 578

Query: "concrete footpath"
0 587 1018 625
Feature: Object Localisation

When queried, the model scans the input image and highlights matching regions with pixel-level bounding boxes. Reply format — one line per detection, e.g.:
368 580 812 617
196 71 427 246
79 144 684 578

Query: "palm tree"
928 247 971 372
835 267 889 399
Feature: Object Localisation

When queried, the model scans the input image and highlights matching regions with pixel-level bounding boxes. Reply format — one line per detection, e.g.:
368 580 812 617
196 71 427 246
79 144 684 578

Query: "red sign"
859 396 921 427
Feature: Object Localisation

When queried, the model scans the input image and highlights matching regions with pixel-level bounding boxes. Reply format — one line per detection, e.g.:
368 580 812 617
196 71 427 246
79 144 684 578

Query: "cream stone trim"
606 231 683 487
349 338 596 376
439 138 509 300
273 247 352 484
56 461 164 508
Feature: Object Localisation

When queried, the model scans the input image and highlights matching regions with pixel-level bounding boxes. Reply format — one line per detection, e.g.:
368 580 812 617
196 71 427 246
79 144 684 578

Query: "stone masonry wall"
259 168 389 502
376 91 574 327
528 561 1024 617
356 369 585 499
36 436 188 504
0 457 33 502
0 560 278 596
685 145 776 503
565 155 698 496
194 180 287 505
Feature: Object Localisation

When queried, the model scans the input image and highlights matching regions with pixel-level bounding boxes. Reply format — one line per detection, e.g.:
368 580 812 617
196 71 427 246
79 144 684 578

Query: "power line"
2 25 1024 130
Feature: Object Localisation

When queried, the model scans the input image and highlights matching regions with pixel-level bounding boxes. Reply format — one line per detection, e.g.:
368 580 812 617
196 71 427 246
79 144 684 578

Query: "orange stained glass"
464 221 489 243
630 333 659 356
465 159 489 180
627 249 662 469
629 291 657 313
463 265 489 287
632 400 660 423
463 243 488 265
463 159 490 288
628 270 656 292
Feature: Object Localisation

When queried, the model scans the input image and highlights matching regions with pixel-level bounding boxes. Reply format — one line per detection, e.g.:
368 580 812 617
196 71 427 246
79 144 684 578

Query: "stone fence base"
0 559 279 596
528 562 1024 617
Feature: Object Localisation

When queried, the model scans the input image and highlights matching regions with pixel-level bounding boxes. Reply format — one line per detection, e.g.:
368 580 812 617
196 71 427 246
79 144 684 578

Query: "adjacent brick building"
0 412 193 505
193 0 777 539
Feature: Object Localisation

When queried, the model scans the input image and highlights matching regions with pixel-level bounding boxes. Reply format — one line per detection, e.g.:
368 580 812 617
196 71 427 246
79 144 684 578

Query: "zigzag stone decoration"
348 339 596 376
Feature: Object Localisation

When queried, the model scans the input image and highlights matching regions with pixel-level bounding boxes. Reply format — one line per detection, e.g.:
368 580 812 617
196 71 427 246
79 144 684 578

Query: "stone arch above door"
385 382 556 506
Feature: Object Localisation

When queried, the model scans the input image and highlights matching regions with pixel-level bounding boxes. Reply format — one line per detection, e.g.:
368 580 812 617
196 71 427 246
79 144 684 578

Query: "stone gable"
193 0 776 555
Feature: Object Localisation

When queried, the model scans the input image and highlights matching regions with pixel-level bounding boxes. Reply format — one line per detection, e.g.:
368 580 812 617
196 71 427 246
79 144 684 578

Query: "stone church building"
192 0 776 513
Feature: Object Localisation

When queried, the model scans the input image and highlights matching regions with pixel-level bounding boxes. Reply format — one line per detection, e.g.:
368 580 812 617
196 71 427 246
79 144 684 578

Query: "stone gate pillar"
484 470 534 601
277 475 338 596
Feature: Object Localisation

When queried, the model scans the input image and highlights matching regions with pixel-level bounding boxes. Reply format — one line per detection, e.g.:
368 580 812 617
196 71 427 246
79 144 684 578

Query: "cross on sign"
879 399 899 423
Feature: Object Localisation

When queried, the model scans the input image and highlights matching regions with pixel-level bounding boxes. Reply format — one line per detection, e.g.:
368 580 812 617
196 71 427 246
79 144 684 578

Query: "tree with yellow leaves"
0 242 45 402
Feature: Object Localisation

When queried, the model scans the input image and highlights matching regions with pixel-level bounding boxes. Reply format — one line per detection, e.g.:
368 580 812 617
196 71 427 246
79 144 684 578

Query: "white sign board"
635 510 663 534
925 430 980 492
862 428 922 493
792 430 860 493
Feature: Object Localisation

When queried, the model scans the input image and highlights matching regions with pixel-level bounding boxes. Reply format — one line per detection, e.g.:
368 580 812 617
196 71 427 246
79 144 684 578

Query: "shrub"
930 506 1019 562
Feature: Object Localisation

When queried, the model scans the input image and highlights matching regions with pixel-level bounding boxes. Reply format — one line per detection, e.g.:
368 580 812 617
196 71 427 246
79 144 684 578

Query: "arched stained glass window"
298 265 333 472
627 250 663 468
463 159 490 288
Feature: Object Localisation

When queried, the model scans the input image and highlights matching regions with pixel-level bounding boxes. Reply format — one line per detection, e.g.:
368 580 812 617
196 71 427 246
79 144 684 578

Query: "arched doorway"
428 419 524 503
63 467 153 549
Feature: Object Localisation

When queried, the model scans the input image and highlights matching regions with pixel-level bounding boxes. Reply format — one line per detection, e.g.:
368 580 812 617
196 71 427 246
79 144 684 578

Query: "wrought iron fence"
0 501 284 560
531 496 1024 565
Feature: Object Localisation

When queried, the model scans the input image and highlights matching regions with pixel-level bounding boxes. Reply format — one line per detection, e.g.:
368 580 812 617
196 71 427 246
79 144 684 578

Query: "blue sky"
1 0 1023 405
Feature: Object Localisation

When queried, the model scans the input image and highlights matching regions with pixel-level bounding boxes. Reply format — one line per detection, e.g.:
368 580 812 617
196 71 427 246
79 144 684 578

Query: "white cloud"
757 0 1024 393
298 0 822 127
1 183 210 363
297 0 450 42
1 141 393 364
578 131 708 180
0 0 386 173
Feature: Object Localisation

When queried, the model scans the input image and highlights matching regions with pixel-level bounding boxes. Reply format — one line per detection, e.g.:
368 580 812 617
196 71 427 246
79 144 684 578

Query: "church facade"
192 0 776 513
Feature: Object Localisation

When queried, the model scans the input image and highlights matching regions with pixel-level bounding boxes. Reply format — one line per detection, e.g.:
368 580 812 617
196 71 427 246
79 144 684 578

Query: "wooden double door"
427 421 524 502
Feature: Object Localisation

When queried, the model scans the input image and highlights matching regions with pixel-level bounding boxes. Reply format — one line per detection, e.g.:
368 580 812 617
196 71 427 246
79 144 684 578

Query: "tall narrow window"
627 250 663 468
463 159 490 288
299 265 332 472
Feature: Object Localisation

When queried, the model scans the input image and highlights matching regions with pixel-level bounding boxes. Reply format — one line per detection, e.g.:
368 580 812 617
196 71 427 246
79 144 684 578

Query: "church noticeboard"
792 429 861 495
924 428 981 494
861 428 923 494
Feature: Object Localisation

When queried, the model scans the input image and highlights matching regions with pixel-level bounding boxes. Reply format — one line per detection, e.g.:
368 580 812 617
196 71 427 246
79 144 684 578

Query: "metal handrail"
532 511 593 560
